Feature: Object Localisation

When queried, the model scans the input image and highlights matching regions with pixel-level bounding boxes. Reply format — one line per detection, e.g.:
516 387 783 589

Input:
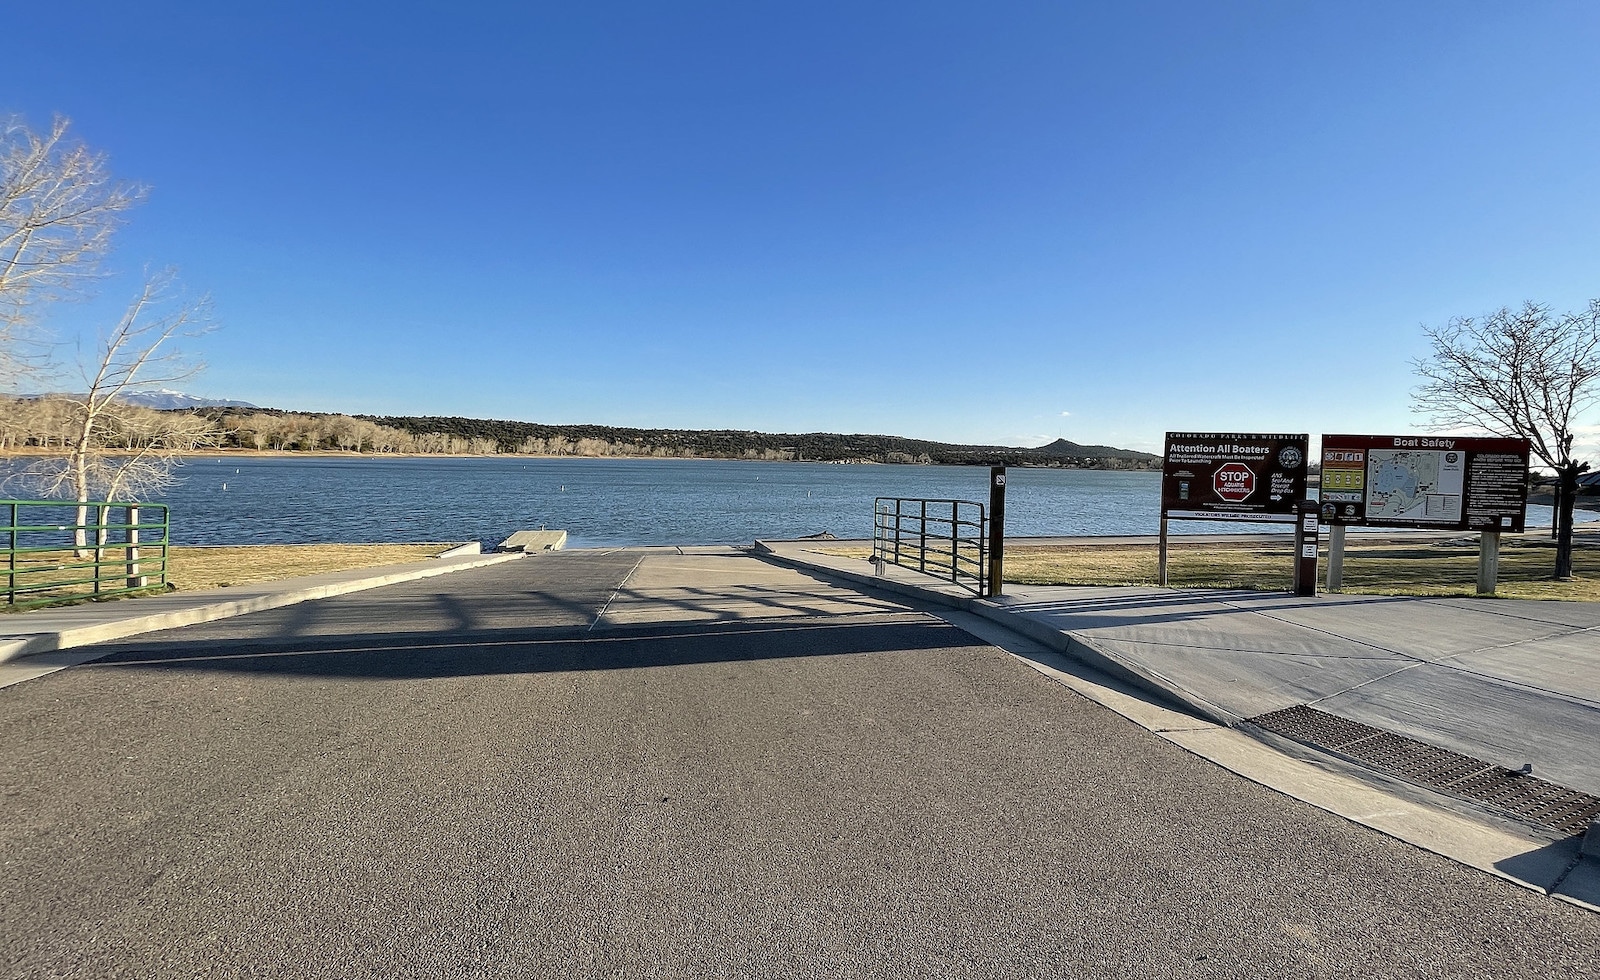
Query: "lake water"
156 457 1163 547
3 455 1568 548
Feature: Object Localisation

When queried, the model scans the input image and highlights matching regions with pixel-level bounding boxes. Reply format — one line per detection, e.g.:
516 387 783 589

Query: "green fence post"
92 503 107 595
159 505 170 588
6 502 15 606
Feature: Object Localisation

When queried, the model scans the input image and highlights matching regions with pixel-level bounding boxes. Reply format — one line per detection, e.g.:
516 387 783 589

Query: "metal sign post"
1477 531 1500 595
1325 524 1346 592
988 466 1006 597
1157 516 1169 587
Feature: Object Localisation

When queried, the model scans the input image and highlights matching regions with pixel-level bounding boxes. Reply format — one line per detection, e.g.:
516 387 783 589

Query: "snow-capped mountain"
17 389 258 409
113 389 258 410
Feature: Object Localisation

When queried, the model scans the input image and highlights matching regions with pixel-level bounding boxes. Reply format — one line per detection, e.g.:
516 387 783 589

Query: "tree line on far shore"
0 397 1161 468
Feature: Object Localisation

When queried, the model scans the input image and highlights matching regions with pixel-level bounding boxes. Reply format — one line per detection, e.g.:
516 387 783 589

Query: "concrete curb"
752 540 976 610
0 550 525 665
966 599 1240 727
751 541 1233 725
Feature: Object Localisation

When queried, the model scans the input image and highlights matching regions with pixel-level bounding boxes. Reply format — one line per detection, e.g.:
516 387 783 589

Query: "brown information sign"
1317 434 1530 532
1162 432 1309 522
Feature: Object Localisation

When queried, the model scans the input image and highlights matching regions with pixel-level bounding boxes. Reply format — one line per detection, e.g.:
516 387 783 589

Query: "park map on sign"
1367 449 1463 523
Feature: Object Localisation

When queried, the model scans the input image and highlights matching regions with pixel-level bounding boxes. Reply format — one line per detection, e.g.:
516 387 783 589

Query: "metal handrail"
872 496 989 596
4 500 170 608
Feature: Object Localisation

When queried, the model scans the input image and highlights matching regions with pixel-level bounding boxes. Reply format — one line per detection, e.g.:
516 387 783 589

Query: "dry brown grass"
166 543 458 591
5 543 459 610
822 537 1600 602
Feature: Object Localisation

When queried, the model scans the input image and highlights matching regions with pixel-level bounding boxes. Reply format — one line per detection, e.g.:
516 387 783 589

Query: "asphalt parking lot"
3 550 1597 978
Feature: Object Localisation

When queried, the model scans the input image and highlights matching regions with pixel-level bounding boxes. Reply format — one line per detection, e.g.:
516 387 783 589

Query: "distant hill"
337 413 1161 467
188 405 1160 466
6 395 1159 466
1028 437 1157 462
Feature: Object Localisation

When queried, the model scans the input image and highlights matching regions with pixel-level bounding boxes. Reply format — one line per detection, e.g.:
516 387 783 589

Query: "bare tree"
1413 299 1600 579
25 271 214 550
0 394 89 450
0 394 23 450
86 406 216 509
0 115 145 384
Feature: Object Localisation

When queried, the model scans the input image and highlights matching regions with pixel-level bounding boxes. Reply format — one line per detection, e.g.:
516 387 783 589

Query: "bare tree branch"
21 272 214 551
1412 299 1600 578
0 114 145 385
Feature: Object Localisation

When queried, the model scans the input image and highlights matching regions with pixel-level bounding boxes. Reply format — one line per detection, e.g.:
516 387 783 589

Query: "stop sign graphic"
1213 462 1255 502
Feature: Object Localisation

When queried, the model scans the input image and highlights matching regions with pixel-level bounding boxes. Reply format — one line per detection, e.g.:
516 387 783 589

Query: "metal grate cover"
1248 704 1600 838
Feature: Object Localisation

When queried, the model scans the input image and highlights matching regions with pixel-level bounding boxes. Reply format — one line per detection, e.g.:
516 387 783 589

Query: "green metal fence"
3 500 170 608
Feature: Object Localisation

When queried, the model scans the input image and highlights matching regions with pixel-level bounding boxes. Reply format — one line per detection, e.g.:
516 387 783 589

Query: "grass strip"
166 543 460 591
822 537 1600 602
5 543 458 610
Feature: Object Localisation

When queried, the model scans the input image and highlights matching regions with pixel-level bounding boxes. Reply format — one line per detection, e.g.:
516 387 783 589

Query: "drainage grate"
1351 732 1493 785
1248 705 1600 838
1247 704 1378 751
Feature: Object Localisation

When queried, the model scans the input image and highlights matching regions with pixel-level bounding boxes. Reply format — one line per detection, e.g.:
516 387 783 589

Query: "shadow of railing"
80 614 958 682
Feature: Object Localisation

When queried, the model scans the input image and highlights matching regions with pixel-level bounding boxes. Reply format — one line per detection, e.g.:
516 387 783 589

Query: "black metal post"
919 500 927 573
893 499 902 567
1293 500 1319 597
951 501 959 583
978 510 987 596
988 466 1006 597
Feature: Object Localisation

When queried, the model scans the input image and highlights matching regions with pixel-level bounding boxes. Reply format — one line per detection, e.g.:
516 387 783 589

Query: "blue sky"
6 2 1599 455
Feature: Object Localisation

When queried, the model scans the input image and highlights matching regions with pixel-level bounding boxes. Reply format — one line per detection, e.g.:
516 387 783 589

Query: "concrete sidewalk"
992 585 1600 794
0 548 524 681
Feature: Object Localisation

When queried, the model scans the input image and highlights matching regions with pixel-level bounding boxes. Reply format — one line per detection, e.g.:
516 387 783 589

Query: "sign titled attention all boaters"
1161 432 1310 523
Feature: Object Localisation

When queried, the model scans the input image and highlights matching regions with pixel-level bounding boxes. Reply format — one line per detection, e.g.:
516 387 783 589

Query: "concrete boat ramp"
499 529 569 552
3 543 1599 977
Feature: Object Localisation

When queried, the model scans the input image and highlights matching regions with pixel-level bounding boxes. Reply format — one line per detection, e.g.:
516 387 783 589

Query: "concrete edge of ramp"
749 541 1599 914
750 541 1238 725
0 551 527 679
